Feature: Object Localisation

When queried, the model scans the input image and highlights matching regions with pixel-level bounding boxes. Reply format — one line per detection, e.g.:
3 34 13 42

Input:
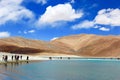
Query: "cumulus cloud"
99 27 110 31
0 32 10 38
72 20 94 29
71 8 120 30
0 0 34 25
95 8 120 26
37 3 83 25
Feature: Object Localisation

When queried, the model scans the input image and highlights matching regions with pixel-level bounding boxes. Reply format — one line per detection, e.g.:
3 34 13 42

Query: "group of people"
49 57 71 60
2 55 29 62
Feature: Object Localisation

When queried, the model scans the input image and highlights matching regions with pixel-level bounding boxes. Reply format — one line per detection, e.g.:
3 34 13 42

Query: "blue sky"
0 0 120 41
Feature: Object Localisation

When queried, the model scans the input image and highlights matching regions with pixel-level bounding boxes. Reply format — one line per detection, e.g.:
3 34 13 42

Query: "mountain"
51 34 120 57
0 34 120 57
0 37 73 56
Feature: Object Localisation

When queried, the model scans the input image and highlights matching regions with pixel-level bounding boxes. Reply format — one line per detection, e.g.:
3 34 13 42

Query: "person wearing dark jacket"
26 56 29 60
5 55 8 62
12 55 14 61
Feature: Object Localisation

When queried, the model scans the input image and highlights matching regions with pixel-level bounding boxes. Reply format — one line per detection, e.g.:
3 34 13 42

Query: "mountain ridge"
0 34 120 57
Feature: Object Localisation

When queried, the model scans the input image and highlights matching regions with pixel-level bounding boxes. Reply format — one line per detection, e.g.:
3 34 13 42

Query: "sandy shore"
0 52 81 63
0 52 119 64
0 52 50 63
28 52 80 57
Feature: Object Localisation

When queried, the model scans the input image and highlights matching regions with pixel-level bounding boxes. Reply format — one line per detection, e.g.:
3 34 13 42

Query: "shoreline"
0 52 120 64
1 58 120 64
0 52 49 64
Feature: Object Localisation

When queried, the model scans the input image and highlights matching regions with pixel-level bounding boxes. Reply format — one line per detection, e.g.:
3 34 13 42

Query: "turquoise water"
0 60 120 80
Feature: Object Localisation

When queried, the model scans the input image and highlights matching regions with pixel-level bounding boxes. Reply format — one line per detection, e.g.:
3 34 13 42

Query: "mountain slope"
0 37 73 55
52 34 120 57
0 34 120 57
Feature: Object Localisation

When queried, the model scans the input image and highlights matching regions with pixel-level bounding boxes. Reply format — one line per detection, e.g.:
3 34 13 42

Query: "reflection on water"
1 60 120 80
0 61 30 80
1 61 29 70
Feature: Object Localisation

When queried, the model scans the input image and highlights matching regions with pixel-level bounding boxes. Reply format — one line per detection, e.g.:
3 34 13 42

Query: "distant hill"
0 37 73 55
0 34 120 57
51 34 120 57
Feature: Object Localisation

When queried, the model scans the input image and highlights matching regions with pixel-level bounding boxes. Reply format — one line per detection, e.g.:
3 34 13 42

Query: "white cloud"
51 37 59 41
28 30 35 33
95 8 120 26
99 27 110 31
37 3 83 25
23 31 27 34
24 0 47 5
35 0 47 5
71 8 120 30
93 25 100 29
72 20 94 29
0 32 10 38
0 0 34 25
70 0 75 3
22 30 35 34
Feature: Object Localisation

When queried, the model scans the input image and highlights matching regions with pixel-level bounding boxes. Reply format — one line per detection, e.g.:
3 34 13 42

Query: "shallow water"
0 60 120 80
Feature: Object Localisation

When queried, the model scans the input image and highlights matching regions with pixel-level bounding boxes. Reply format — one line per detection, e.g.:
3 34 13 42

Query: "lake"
0 60 120 80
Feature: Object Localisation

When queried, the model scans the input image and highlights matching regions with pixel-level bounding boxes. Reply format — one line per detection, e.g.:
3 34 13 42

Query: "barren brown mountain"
51 34 120 57
0 37 73 55
0 34 120 57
